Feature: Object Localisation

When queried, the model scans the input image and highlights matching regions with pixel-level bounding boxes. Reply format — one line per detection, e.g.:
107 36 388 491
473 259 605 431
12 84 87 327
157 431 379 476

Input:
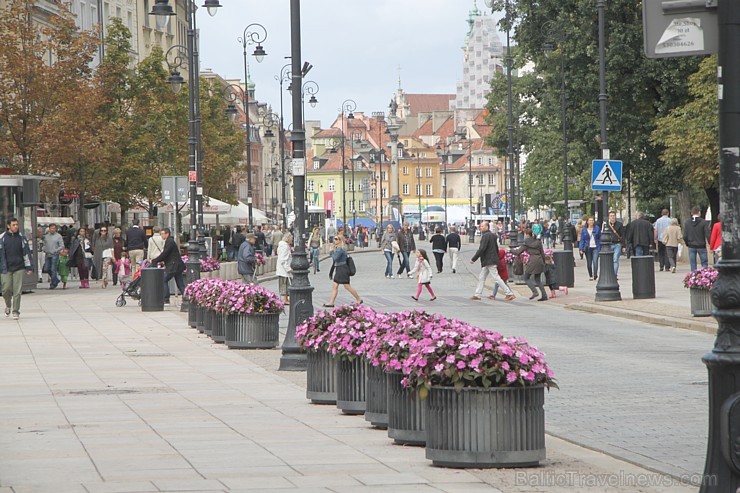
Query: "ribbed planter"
425 385 546 468
224 312 280 349
306 350 336 404
336 357 366 415
210 311 226 343
188 302 197 328
365 364 388 429
195 305 206 333
387 371 426 446
202 308 214 337
690 287 713 317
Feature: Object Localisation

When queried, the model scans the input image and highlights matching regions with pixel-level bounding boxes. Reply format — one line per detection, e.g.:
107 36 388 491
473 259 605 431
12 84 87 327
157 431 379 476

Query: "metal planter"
335 357 366 415
225 312 280 349
188 302 197 328
387 371 426 446
425 385 546 468
306 350 336 404
690 287 713 317
365 364 388 429
195 305 206 333
210 311 226 343
202 308 214 337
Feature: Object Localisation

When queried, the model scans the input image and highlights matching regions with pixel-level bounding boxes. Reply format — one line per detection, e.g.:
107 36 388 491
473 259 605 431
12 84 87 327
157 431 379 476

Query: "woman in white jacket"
276 232 293 304
409 248 436 302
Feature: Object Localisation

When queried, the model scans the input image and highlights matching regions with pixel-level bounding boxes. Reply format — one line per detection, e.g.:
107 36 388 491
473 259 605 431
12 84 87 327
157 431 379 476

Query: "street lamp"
435 143 449 230
237 22 268 229
275 63 291 227
339 99 356 229
411 153 425 240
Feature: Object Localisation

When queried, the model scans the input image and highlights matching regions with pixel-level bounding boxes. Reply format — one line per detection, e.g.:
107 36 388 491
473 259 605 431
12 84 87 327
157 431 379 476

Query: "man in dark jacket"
627 213 654 256
445 227 462 274
683 206 710 271
606 211 626 277
149 228 185 305
238 233 257 283
469 221 515 301
0 218 33 319
126 219 147 273
396 222 416 278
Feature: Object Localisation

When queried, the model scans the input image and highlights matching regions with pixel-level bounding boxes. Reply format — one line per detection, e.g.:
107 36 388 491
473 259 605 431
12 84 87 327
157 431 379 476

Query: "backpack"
550 222 558 234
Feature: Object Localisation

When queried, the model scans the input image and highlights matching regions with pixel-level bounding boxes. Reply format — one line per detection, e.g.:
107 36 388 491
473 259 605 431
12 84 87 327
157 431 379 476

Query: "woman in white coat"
276 232 293 304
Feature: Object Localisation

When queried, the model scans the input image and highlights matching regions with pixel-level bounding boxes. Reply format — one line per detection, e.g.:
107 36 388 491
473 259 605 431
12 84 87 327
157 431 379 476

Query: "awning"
37 216 74 225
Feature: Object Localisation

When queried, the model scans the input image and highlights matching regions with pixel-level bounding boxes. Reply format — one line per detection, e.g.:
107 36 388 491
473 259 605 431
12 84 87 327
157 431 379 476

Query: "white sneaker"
12 313 19 320
4 308 9 317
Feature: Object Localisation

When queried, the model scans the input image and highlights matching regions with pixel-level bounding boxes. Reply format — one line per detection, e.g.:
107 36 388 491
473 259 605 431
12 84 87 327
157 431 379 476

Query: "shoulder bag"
347 256 356 276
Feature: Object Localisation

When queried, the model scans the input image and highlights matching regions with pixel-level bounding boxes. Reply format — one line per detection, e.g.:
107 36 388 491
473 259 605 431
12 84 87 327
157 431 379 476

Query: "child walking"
491 249 513 300
58 248 70 289
544 254 568 298
409 249 436 301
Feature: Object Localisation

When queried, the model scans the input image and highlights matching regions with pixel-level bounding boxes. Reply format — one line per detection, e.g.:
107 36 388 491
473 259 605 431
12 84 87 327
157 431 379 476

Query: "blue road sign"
591 160 623 191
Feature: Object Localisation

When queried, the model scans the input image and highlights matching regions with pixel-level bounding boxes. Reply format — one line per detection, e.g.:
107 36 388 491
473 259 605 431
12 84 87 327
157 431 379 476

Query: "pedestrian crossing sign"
591 160 623 191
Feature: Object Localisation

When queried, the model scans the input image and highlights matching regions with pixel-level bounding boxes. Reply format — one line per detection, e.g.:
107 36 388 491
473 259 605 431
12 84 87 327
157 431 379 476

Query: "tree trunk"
677 189 692 226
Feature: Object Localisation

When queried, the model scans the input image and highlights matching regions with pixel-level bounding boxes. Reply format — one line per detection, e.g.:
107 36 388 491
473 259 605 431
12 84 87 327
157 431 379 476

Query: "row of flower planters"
184 278 283 348
684 267 717 317
297 306 555 468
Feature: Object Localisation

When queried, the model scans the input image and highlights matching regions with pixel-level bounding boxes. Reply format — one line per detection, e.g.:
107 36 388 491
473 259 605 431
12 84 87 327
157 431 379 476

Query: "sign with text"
643 0 717 58
161 176 188 204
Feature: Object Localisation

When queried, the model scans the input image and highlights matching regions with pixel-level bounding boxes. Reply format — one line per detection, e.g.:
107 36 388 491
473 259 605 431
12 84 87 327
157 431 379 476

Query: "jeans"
44 253 60 288
397 251 411 275
474 265 512 297
688 247 708 271
610 243 621 276
384 250 394 277
1 269 25 315
491 279 512 298
634 245 648 256
310 246 320 271
657 241 668 270
585 247 599 278
666 246 678 269
163 271 185 302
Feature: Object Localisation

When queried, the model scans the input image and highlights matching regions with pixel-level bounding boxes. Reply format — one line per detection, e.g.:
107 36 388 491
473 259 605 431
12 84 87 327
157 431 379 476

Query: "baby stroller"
115 261 146 307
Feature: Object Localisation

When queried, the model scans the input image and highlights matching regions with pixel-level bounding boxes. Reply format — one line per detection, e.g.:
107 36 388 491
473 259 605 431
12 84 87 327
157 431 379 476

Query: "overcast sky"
197 0 503 128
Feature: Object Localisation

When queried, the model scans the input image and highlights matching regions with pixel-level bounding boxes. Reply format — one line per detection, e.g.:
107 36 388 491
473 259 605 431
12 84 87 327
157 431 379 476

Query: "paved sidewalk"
0 279 698 493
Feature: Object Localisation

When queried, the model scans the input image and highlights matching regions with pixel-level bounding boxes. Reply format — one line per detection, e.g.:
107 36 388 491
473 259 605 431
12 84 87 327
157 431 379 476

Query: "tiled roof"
405 94 455 115
314 128 343 138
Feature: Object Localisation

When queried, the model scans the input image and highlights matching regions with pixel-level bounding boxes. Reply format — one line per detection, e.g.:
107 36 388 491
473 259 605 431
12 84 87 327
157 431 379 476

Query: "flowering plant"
181 255 221 272
683 266 718 290
363 310 442 371
296 304 358 352
323 304 381 360
214 281 284 314
401 320 557 398
183 278 228 309
519 251 530 264
504 251 517 264
255 252 266 266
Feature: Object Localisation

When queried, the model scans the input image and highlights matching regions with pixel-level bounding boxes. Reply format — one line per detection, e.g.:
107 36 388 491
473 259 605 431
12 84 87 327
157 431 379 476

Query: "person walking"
445 226 461 273
578 216 601 280
429 227 446 274
512 228 548 301
271 226 283 257
654 209 672 272
662 218 683 273
237 233 257 283
683 206 710 271
148 228 186 305
146 226 165 262
606 211 625 278
69 227 92 288
323 234 362 307
575 219 585 259
112 228 124 285
380 224 397 279
409 249 436 301
490 248 513 300
396 222 416 278
628 212 654 257
469 221 515 301
308 227 322 273
125 219 147 274
58 247 70 289
94 226 114 288
42 223 64 290
276 232 293 305
0 218 33 319
710 214 722 264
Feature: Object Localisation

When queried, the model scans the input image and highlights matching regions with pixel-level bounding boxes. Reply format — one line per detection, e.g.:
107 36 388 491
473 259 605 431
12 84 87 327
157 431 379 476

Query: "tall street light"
152 0 222 315
436 142 449 230
280 0 313 371
237 23 268 229
412 153 425 240
594 0 620 302
275 63 291 227
300 80 319 126
339 99 356 228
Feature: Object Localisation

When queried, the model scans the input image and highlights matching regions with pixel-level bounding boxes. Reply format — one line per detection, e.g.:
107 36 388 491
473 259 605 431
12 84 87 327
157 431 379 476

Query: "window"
478 157 483 165
359 201 366 212
349 200 355 211
477 174 484 185
403 184 409 195
397 148 403 158
403 166 408 175
381 171 387 181
313 160 320 169
488 157 494 166
308 200 316 207
382 188 387 198
426 168 432 177
416 184 422 196
348 179 354 192
488 174 495 185
307 180 314 192
371 189 377 199
328 179 335 191
355 160 363 170
416 168 421 178
426 184 433 196
469 174 474 185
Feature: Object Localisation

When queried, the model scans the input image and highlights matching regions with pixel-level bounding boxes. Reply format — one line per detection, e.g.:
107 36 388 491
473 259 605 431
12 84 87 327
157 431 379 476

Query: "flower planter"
202 309 214 337
195 305 206 333
425 385 546 468
690 287 713 317
306 350 336 404
335 357 366 415
365 364 388 429
210 311 226 343
225 312 280 349
188 302 197 328
387 371 426 446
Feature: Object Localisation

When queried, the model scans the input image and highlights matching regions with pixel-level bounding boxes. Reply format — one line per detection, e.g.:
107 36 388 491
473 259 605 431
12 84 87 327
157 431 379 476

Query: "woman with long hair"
578 216 601 280
68 227 92 288
323 234 362 307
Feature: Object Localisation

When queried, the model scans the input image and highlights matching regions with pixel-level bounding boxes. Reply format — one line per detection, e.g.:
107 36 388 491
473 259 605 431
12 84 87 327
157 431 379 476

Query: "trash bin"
140 267 164 312
631 256 655 299
553 250 575 288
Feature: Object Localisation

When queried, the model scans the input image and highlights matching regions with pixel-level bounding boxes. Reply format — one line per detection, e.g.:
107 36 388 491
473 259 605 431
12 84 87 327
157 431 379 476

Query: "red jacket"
497 249 508 281
710 221 722 251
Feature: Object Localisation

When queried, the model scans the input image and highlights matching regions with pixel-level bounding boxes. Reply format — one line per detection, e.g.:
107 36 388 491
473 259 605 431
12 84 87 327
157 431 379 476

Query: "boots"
80 279 89 289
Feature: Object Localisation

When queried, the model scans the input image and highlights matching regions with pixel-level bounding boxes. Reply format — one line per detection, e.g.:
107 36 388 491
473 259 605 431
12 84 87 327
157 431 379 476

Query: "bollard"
140 267 164 312
553 250 575 288
631 256 655 299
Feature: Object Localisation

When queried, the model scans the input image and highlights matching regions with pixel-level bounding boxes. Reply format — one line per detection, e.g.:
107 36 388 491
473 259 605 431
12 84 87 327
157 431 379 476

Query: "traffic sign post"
591 160 623 191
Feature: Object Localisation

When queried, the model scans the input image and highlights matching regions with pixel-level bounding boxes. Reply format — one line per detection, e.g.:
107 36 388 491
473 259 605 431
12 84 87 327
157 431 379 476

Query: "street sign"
161 176 188 204
591 160 623 191
188 170 197 182
643 0 717 58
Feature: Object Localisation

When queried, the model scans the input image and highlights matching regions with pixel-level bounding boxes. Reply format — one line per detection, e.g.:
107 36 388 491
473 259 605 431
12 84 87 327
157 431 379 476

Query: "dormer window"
313 159 320 169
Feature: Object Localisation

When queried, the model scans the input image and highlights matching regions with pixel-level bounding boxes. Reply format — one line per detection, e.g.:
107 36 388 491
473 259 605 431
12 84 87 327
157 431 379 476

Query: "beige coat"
662 224 684 248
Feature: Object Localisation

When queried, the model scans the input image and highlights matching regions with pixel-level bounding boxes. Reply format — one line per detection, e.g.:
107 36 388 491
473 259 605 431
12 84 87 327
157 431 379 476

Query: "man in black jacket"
683 206 710 271
149 228 185 305
126 219 147 273
627 213 654 257
469 221 515 301
445 227 461 273
606 211 626 277
396 222 416 278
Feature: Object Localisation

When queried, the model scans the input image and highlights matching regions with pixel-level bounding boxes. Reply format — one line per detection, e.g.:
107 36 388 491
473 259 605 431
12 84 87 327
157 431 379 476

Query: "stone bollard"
631 256 655 299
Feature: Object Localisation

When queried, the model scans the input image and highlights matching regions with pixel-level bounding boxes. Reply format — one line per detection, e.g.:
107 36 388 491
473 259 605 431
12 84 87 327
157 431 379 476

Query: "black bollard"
630 256 655 299
140 267 164 312
553 250 575 288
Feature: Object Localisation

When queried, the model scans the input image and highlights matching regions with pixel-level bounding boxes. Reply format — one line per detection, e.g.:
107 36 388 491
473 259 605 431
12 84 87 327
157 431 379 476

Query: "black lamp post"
237 23 268 229
339 99 356 229
412 153 425 240
301 80 319 127
275 63 291 227
436 143 449 230
280 0 313 371
152 0 222 314
594 0 620 302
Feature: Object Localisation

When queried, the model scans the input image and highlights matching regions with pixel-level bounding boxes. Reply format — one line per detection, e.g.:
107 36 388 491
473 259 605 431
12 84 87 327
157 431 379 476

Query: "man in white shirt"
653 209 672 272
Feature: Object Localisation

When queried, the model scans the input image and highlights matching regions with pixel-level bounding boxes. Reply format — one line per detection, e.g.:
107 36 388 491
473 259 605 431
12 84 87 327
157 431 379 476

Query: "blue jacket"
579 225 601 251
0 231 33 274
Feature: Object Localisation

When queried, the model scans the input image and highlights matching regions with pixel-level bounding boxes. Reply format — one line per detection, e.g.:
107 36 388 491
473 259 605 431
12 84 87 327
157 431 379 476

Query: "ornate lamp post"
275 63 292 227
411 153 425 240
237 23 268 229
339 99 356 228
436 143 449 230
151 0 223 314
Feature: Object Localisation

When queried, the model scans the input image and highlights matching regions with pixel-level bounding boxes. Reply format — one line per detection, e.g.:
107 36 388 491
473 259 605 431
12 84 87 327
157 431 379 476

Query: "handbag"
347 256 356 276
512 258 524 276
102 248 113 259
